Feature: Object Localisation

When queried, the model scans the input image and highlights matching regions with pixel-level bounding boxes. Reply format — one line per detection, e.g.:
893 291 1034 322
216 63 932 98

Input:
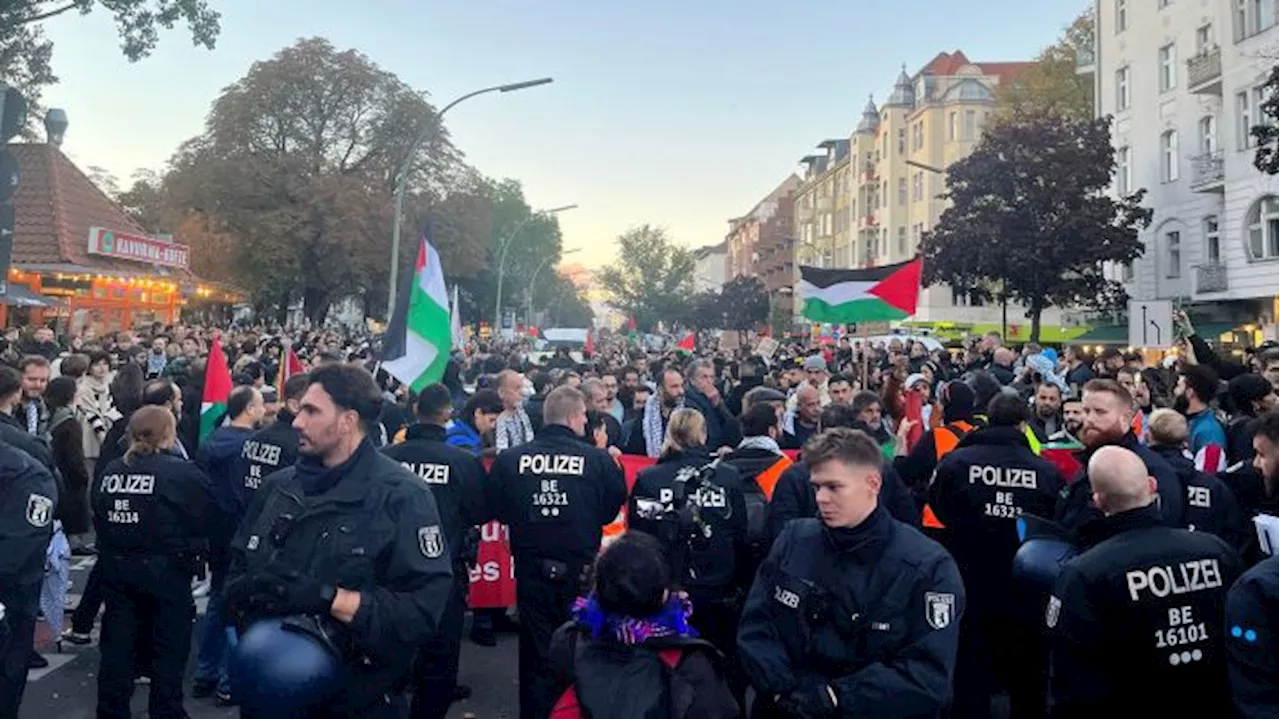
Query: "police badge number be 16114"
925 592 955 630
418 525 444 559
26 494 53 528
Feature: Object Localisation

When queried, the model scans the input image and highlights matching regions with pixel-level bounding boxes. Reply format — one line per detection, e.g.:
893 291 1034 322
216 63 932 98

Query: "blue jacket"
445 420 483 456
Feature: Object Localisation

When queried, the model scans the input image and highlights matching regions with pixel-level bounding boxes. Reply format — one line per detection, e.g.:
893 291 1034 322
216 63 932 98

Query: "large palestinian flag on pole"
199 336 233 444
382 227 452 393
798 257 923 324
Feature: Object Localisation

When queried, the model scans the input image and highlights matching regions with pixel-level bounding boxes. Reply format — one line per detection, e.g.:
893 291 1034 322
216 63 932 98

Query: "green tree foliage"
0 0 220 113
597 225 695 332
718 275 769 331
1253 65 1278 175
992 9 1095 124
920 112 1152 342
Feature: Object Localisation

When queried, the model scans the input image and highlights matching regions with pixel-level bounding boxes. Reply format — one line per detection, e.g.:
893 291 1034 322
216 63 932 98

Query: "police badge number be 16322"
418 525 444 559
26 494 53 528
925 592 955 630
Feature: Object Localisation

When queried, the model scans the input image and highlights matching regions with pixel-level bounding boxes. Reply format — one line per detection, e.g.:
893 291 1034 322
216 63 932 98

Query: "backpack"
550 630 718 719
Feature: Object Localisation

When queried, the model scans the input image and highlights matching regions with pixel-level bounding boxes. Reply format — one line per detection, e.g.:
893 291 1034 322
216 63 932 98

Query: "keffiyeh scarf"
571 592 698 644
496 406 534 452
642 393 681 458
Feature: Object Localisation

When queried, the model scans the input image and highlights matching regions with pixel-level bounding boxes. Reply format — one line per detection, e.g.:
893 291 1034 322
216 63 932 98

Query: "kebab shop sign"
87 227 190 270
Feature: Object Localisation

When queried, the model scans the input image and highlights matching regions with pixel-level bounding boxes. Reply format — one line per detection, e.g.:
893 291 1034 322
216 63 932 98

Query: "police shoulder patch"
418 525 444 559
924 591 955 630
26 493 52 528
1045 595 1062 629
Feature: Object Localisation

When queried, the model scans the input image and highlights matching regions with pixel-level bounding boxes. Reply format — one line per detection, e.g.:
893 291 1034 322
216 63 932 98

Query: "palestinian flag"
382 227 452 393
199 337 233 444
798 257 922 324
275 342 306 399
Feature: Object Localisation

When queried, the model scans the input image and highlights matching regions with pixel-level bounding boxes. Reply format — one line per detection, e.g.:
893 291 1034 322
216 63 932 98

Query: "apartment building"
693 242 728 292
1081 0 1278 333
791 51 1070 335
726 174 802 311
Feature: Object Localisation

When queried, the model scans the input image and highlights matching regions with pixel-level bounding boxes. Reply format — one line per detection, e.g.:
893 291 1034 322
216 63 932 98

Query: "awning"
0 284 54 307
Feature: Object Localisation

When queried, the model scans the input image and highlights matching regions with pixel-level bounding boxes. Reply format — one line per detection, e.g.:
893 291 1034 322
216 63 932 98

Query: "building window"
1238 91 1253 148
1116 66 1131 110
962 110 977 141
1116 0 1128 32
1166 231 1182 278
1199 115 1218 153
913 172 924 202
912 224 922 249
1196 24 1214 53
1254 84 1272 136
1235 0 1278 41
1246 195 1280 260
1204 215 1221 264
1121 262 1135 281
948 112 957 141
1158 44 1177 92
1117 146 1132 194
912 122 923 150
897 178 907 204
897 227 907 255
1161 130 1179 182
897 128 906 154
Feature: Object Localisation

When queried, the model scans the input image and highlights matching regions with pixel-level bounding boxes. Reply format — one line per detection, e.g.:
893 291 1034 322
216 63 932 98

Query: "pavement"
17 556 521 719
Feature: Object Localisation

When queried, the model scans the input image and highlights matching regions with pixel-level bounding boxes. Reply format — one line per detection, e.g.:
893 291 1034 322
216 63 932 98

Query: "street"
17 557 520 719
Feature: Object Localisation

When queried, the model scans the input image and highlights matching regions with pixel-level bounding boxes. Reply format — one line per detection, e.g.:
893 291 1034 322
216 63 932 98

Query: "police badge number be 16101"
26 494 53 528
925 592 955 630
418 525 444 559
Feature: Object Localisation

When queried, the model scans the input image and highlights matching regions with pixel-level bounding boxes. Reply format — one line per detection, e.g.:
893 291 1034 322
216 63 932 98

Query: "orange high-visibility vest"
755 455 795 502
921 420 977 529
601 456 630 545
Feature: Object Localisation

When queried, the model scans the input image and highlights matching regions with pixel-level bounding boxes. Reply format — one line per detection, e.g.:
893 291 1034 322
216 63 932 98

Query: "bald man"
1046 445 1243 719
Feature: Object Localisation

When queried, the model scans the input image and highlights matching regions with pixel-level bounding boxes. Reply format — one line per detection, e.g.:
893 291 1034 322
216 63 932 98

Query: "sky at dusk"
39 0 1087 267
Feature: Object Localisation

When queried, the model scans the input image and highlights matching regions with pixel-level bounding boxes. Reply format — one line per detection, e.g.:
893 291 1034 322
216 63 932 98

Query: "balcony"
860 162 877 183
1075 43 1095 75
1187 47 1222 94
1190 150 1225 191
1196 263 1229 294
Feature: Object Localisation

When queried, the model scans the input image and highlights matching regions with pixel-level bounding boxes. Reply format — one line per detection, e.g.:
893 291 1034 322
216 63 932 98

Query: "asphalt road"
17 556 520 719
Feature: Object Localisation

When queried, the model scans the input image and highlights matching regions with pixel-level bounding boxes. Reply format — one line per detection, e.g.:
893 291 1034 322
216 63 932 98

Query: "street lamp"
386 77 553 319
526 247 581 325
494 204 577 332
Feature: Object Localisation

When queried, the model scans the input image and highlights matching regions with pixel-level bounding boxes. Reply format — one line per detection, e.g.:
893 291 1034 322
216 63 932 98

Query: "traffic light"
0 84 25 296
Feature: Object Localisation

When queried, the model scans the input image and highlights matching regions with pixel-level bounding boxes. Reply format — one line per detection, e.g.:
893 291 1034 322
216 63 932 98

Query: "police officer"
234 372 307 512
738 428 964 718
92 406 213 719
927 391 1064 719
627 407 749 704
383 383 490 719
0 435 57 719
485 385 627 719
1046 446 1242 718
1146 408 1244 547
224 364 454 718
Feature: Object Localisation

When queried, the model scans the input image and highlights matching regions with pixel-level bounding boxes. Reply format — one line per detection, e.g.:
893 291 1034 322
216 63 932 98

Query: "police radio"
632 460 731 586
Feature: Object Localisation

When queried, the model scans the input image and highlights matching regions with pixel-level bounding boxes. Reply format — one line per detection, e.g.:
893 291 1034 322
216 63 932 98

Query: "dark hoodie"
196 424 255 566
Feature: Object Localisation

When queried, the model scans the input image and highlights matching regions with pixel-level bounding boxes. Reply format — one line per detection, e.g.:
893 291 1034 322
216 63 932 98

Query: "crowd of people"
0 314 1276 719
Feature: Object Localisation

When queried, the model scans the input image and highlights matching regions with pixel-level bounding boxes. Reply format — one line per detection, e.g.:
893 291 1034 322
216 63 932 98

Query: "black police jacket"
0 410 61 494
93 450 213 563
0 439 57 615
1054 432 1186 534
1149 443 1244 548
1225 554 1278 719
627 448 749 596
383 423 491 567
768 460 918 543
928 426 1064 616
487 425 627 577
229 439 454 713
232 412 300 515
738 507 964 716
1046 504 1243 719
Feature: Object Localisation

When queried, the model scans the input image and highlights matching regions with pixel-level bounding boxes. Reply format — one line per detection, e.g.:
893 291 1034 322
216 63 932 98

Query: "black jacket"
1148 443 1244 549
383 423 491 568
229 439 454 714
1047 504 1242 719
768 460 918 542
1054 432 1187 535
1225 555 1279 719
725 376 763 417
486 425 627 578
738 508 963 716
232 411 300 516
0 410 60 492
682 385 741 451
0 439 57 615
628 448 749 596
196 425 255 563
927 426 1064 617
94 450 212 561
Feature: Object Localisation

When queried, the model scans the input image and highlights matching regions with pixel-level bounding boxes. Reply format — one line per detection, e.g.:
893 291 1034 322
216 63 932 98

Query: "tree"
682 290 724 331
920 112 1153 342
719 275 769 331
1253 65 1278 175
992 9 1095 124
0 1 221 114
597 225 695 332
158 37 472 322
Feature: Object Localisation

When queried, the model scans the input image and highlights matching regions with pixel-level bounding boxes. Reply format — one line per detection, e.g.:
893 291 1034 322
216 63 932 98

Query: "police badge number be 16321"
925 592 955 630
26 494 53 528
418 525 444 559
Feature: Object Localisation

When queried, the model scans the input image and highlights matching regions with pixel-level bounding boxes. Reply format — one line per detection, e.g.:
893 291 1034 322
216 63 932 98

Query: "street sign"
1127 299 1174 349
